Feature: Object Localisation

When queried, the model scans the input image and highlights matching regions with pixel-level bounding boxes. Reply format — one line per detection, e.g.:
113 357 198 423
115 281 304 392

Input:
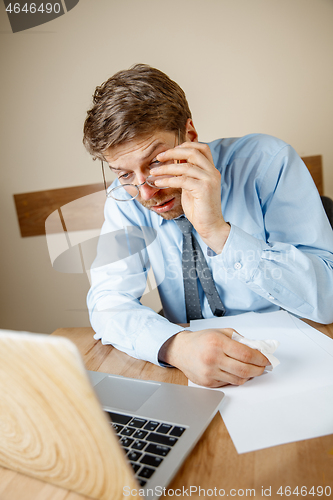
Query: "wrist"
158 330 191 367
202 221 230 255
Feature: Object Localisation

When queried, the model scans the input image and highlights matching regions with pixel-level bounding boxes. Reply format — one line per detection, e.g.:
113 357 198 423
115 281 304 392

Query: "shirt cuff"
134 317 188 367
215 224 266 282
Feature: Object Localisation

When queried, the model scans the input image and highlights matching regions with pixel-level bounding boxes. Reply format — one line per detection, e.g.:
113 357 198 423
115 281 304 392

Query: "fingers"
188 364 251 388
210 371 252 388
198 374 249 389
223 335 268 368
176 141 214 163
156 143 214 170
150 165 218 199
203 329 269 385
202 327 267 367
221 354 266 380
152 162 207 181
151 161 220 193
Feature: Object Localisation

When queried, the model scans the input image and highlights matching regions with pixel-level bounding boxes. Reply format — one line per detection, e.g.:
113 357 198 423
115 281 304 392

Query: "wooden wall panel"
301 155 323 196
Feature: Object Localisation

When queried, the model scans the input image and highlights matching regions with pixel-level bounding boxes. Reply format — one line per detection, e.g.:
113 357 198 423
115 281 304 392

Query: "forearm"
88 290 187 365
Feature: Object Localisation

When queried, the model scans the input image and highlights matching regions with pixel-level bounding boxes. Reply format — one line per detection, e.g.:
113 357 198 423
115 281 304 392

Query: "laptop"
0 331 224 500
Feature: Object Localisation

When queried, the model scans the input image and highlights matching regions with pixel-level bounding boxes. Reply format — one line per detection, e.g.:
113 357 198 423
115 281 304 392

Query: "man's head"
83 64 195 219
83 64 192 159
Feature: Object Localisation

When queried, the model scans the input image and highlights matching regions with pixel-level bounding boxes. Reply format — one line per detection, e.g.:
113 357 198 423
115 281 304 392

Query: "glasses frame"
101 129 181 202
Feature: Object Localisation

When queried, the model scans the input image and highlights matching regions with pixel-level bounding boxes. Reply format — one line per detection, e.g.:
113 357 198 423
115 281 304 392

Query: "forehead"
104 131 176 167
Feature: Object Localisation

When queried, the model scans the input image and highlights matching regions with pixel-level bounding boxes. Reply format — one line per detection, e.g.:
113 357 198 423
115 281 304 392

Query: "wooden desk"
1 321 332 500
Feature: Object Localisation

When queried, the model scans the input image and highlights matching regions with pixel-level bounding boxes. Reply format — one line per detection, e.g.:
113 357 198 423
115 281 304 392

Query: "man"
83 64 333 387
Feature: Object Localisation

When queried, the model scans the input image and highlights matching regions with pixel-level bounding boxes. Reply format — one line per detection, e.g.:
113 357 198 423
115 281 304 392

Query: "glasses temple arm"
101 161 108 197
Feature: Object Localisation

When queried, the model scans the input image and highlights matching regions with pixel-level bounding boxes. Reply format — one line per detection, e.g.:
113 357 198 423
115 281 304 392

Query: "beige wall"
0 0 332 333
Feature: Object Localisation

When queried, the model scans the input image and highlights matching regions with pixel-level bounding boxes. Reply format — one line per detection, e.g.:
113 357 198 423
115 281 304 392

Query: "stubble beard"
139 188 184 220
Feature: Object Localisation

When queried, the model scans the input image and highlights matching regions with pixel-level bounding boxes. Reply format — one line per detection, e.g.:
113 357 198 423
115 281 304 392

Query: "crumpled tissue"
231 332 280 371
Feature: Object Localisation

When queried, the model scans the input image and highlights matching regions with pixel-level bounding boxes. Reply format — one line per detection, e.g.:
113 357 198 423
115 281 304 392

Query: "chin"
159 207 184 220
139 189 184 220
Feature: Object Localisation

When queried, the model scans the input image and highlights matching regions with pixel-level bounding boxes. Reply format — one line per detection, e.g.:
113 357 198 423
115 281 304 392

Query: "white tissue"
231 332 280 370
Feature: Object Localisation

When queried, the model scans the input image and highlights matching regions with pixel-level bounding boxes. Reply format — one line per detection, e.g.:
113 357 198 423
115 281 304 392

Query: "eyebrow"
108 141 166 171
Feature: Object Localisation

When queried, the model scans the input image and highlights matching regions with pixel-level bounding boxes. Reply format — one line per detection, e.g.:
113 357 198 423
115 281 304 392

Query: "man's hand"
151 142 230 254
158 329 269 387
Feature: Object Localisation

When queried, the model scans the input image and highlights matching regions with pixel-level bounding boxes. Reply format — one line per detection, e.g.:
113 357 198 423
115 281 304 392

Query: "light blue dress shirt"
87 134 333 365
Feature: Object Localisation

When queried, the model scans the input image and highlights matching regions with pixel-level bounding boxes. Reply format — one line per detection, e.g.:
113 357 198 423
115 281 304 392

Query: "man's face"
104 131 184 220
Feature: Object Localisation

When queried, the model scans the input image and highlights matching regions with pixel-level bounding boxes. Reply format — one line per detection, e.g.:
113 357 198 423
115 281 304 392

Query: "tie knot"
174 217 193 235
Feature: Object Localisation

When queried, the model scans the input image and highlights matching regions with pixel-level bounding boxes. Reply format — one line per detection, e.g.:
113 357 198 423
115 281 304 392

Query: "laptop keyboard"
105 411 186 487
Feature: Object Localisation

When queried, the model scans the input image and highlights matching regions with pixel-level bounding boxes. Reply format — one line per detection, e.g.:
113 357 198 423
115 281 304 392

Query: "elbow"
295 295 333 325
317 312 333 325
303 306 333 325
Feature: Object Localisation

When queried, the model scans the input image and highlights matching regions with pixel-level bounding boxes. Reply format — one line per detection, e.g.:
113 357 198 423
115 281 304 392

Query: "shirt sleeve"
217 144 333 324
87 198 186 366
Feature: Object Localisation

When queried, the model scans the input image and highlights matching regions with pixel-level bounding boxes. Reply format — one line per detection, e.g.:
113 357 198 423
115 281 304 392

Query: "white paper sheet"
188 310 333 453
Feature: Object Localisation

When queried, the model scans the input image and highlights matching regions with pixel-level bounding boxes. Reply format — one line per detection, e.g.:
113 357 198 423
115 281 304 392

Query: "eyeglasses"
101 164 174 201
101 130 181 202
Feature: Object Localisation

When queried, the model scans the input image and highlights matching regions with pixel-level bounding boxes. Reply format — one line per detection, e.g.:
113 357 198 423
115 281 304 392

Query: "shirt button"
234 262 242 270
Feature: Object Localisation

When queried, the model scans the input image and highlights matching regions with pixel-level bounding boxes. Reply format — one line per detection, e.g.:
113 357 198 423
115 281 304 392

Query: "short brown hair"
83 64 192 160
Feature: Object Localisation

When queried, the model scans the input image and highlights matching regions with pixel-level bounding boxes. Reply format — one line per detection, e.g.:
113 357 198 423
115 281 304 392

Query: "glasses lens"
108 184 139 201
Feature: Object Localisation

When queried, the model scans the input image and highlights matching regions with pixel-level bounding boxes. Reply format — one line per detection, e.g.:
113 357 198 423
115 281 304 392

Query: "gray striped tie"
174 217 226 321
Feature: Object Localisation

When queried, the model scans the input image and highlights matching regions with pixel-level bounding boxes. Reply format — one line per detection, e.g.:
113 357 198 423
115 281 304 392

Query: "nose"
139 179 160 200
135 170 159 200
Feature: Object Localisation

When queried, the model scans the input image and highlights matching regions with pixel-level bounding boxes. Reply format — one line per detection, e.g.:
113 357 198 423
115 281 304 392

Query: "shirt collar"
158 213 186 226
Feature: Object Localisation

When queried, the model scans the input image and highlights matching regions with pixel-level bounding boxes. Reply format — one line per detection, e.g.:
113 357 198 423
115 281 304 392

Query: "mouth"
150 197 176 213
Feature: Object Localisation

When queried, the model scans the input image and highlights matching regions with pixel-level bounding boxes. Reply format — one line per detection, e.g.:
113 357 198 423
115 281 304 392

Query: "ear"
185 118 198 143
